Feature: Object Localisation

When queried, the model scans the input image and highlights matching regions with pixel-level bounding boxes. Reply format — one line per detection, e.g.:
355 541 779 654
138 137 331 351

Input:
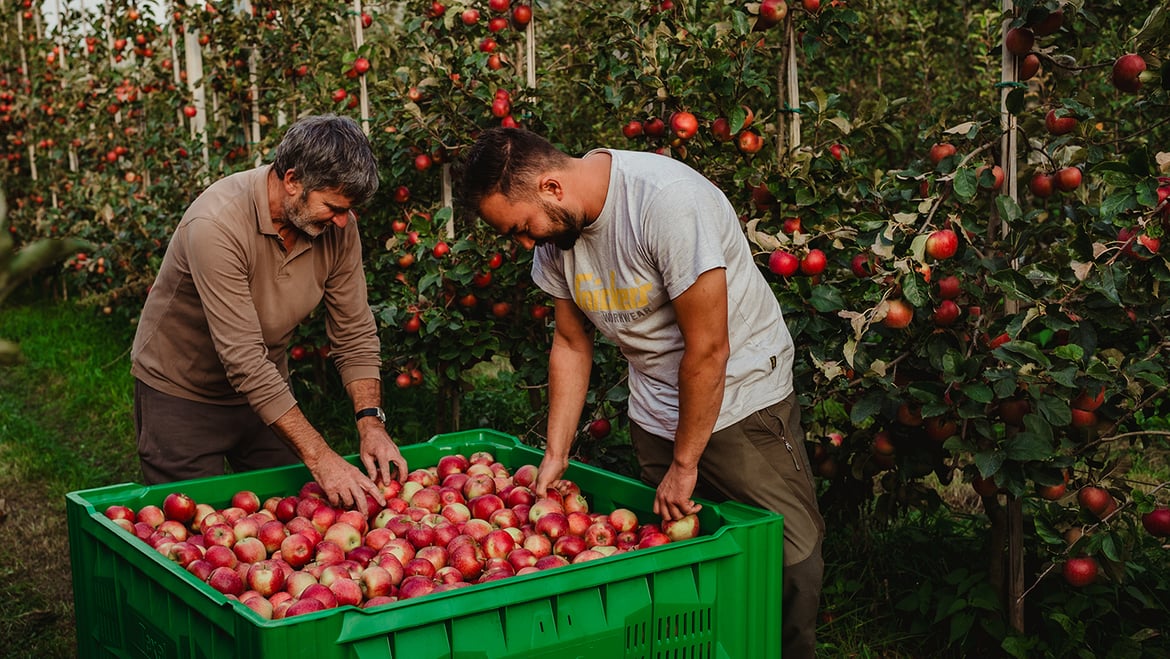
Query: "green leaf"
995 195 1023 224
953 167 978 201
1101 534 1120 562
961 382 994 404
974 451 1005 478
1036 394 1072 427
1005 433 1054 461
986 270 1038 302
901 272 930 307
850 390 884 425
1006 87 1026 115
809 285 846 313
1099 192 1137 223
1053 344 1085 361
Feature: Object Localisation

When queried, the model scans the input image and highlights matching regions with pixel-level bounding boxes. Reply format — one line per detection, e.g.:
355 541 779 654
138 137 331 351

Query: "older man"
132 114 405 514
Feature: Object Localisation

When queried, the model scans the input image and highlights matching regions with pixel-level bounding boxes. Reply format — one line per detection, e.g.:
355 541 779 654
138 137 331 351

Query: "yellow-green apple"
662 513 701 541
608 508 639 533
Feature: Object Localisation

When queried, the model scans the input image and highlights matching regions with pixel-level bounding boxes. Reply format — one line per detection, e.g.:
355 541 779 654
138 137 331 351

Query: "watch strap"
354 407 385 423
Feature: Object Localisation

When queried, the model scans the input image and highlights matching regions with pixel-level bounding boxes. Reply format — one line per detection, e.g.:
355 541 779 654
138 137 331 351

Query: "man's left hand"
654 463 703 522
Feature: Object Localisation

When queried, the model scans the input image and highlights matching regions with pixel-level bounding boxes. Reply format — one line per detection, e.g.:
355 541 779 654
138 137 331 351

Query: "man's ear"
282 168 302 196
538 174 563 201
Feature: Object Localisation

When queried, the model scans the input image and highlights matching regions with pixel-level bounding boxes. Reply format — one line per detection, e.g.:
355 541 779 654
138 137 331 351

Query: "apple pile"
102 451 701 620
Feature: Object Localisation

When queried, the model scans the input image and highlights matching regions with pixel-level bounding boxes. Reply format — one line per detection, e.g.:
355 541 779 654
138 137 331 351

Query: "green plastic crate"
68 429 784 658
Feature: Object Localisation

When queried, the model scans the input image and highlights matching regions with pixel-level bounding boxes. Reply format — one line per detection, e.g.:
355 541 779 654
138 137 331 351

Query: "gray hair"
271 114 379 205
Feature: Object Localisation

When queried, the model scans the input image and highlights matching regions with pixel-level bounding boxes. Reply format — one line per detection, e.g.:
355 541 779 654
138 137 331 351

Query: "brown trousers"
134 379 300 484
630 392 825 659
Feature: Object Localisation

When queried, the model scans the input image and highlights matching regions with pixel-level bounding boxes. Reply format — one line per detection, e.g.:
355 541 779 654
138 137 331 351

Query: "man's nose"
332 210 355 228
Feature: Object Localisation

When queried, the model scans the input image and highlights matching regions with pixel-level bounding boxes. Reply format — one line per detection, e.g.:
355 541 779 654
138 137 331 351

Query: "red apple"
755 0 789 31
768 250 800 277
670 111 699 140
1055 166 1081 192
929 142 956 166
622 120 644 139
162 492 197 524
1077 486 1114 518
883 299 914 329
1111 54 1147 93
581 418 611 441
933 300 961 327
1062 557 1099 587
925 229 959 260
1029 172 1055 198
1004 27 1034 56
736 130 763 154
800 249 827 276
1045 109 1077 135
511 4 532 26
1141 507 1170 537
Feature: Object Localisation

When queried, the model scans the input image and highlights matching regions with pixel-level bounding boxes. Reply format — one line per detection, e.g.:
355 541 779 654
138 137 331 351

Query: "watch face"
375 408 386 423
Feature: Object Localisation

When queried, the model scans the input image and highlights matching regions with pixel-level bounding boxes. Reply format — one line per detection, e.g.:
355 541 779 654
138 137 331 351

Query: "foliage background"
1 0 1169 656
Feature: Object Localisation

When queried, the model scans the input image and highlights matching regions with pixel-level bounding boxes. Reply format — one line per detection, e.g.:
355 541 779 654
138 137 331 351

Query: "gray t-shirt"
532 149 795 439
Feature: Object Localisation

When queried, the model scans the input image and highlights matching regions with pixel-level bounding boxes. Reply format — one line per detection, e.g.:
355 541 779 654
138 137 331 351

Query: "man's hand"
533 453 571 498
358 423 407 488
307 451 385 516
654 462 703 522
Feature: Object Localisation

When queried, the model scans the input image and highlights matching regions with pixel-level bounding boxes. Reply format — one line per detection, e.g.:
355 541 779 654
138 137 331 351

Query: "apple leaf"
952 168 977 201
973 451 1005 479
1005 88 1026 115
959 382 993 404
1099 191 1138 222
849 391 883 426
1006 433 1053 462
809 284 846 313
1035 394 1072 428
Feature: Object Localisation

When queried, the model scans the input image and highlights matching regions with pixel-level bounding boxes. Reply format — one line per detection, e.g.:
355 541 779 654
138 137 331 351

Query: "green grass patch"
0 301 139 493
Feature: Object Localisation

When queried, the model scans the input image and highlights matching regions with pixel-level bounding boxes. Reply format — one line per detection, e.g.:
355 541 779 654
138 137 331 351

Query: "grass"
0 299 139 659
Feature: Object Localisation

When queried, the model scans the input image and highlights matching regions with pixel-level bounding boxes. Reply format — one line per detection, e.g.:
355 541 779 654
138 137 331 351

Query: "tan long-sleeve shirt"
131 165 381 424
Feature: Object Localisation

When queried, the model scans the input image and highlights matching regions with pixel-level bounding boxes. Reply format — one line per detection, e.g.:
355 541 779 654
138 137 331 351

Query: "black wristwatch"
354 407 386 424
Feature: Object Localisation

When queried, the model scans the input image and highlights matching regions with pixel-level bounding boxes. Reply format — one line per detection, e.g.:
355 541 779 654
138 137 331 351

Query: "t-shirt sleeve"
531 244 573 299
641 180 729 300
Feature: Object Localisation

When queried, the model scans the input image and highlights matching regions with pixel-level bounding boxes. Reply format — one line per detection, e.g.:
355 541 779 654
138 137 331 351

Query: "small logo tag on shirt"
770 355 777 370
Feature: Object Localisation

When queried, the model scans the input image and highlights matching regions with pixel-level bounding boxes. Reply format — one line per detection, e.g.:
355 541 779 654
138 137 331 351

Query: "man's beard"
283 194 329 238
540 200 587 250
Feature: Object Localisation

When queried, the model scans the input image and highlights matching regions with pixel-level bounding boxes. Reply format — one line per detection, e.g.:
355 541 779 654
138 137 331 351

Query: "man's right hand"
533 453 571 498
307 451 385 516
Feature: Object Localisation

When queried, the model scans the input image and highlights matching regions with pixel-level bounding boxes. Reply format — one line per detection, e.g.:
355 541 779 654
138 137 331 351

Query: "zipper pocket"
783 438 802 472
